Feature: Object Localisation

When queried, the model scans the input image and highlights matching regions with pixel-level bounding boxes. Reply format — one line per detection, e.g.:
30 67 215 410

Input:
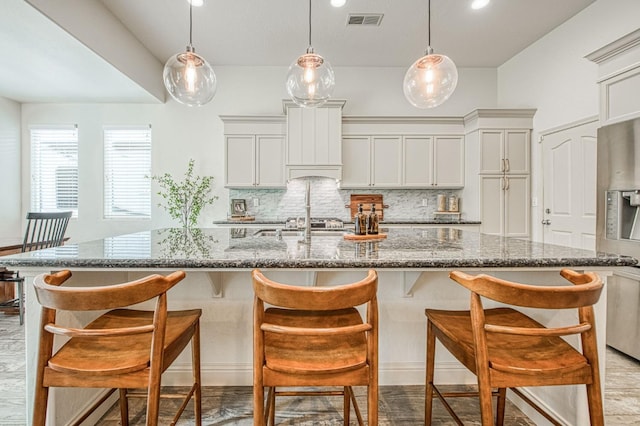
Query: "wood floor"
1 313 639 425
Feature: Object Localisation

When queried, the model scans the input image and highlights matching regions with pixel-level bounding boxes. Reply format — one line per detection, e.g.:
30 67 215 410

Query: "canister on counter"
448 196 459 212
437 194 446 212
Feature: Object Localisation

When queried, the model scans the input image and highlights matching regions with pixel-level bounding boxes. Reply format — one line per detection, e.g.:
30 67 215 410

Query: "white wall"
497 0 640 241
0 96 22 239
21 66 497 242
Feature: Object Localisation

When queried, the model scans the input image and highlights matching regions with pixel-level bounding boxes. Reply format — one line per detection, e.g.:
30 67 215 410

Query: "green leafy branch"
149 159 218 228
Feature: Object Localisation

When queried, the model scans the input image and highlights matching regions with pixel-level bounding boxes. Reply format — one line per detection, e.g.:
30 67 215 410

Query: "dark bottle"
367 204 379 235
354 204 367 235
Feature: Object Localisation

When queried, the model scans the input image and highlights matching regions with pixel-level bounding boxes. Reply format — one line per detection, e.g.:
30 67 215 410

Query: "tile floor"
1 313 639 425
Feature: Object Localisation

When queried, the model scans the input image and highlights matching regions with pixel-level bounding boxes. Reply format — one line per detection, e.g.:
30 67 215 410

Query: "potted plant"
150 159 217 229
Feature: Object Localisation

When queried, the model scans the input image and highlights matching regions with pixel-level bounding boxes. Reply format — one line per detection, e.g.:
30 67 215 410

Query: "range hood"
283 99 346 180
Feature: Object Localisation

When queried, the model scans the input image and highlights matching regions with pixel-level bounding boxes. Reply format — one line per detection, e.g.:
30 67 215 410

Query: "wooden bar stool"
425 269 604 426
252 269 378 426
32 270 202 426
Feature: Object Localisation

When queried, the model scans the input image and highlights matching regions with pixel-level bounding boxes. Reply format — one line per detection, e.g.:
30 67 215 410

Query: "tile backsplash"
229 177 463 221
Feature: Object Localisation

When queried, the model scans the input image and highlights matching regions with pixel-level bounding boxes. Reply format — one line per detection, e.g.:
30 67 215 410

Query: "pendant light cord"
308 0 313 50
427 0 431 47
189 2 193 47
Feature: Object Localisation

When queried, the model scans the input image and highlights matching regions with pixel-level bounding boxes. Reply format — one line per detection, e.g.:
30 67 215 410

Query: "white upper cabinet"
284 99 345 180
341 136 371 187
403 136 433 187
342 133 463 189
403 135 464 188
342 135 404 188
372 136 403 187
479 129 529 175
221 116 286 188
225 135 285 188
433 136 465 187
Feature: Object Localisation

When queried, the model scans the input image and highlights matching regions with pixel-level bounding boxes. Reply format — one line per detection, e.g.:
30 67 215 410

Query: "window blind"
104 126 152 219
30 126 79 217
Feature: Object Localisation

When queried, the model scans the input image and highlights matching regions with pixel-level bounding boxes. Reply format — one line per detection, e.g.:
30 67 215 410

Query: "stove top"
285 217 344 229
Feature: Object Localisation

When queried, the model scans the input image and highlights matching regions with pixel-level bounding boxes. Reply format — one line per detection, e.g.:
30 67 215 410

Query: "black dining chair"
0 211 72 324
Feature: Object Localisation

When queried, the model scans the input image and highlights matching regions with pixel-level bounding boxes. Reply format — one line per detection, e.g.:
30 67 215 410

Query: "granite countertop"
0 227 635 270
213 219 482 225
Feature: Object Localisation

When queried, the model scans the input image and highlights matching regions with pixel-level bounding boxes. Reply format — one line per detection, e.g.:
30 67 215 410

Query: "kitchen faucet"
303 180 311 244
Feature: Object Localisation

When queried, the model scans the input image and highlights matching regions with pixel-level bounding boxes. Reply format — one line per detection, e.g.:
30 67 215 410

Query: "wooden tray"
228 216 256 222
344 233 387 241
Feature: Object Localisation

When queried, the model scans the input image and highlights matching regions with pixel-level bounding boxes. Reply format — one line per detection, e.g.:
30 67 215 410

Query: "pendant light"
163 2 217 107
403 0 458 109
286 0 335 108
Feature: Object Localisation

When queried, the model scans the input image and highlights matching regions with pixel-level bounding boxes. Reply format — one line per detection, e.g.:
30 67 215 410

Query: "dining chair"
424 269 604 426
32 269 202 426
252 269 378 426
0 211 72 325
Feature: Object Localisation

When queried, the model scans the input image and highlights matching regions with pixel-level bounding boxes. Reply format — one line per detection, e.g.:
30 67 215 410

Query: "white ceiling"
1 0 596 103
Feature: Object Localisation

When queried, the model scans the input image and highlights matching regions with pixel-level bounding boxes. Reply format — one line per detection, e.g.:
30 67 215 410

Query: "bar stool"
32 270 202 426
252 269 378 426
425 269 604 426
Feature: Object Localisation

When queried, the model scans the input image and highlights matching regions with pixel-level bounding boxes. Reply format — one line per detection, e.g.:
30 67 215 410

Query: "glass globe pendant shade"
286 50 335 108
403 50 458 109
163 46 217 107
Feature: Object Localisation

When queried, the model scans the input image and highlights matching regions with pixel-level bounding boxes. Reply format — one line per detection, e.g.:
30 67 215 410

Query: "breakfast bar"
3 227 635 425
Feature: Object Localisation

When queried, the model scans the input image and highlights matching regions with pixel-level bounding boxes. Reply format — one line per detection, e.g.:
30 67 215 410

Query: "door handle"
504 177 510 191
541 219 551 225
505 158 510 172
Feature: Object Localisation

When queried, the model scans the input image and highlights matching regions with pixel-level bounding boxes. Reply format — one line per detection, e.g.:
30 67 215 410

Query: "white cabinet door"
433 136 464 187
225 135 255 187
505 130 530 174
479 130 504 174
504 175 530 237
342 136 371 187
479 175 504 235
479 130 530 175
479 175 530 237
404 136 433 187
256 136 285 187
372 136 402 187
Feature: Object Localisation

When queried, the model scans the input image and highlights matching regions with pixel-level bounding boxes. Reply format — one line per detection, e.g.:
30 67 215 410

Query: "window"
104 126 151 219
30 126 79 217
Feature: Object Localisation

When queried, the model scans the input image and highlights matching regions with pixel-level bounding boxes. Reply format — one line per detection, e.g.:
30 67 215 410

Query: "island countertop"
1 227 635 269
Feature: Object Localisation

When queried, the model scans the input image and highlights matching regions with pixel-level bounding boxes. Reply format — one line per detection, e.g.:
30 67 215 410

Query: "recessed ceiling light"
188 0 204 6
331 0 347 7
471 0 490 9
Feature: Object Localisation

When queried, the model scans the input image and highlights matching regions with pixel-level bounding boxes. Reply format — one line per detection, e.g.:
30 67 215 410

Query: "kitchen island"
3 227 635 425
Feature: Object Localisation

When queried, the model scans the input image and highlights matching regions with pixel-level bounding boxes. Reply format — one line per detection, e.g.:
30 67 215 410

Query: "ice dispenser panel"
606 190 640 240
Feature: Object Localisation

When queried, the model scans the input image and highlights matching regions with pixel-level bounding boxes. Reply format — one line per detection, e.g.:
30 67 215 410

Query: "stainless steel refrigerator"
596 117 640 360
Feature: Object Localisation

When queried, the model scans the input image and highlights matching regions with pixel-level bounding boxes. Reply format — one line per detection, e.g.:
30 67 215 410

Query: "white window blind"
104 126 152 219
30 126 79 217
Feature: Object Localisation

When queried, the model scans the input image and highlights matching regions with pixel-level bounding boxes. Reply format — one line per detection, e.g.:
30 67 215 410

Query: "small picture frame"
231 199 247 216
230 228 246 239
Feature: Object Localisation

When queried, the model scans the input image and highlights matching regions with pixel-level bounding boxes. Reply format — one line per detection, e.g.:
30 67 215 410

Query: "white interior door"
542 119 598 249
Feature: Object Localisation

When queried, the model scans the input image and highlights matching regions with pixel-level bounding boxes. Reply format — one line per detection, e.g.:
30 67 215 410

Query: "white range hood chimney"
283 99 346 180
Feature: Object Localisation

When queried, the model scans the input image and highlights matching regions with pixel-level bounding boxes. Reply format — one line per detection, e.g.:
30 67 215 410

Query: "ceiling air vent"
347 13 383 26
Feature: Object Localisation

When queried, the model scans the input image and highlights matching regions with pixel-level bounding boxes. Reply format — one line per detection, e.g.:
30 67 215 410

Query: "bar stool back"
252 269 378 426
32 270 202 426
425 269 604 426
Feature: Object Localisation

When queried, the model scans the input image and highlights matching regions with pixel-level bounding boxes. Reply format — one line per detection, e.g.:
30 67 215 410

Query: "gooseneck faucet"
304 180 311 244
